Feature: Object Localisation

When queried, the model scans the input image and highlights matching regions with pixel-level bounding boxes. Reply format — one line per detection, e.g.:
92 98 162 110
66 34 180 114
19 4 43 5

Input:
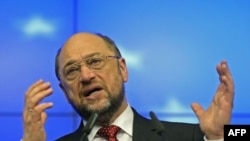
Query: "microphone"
80 112 99 141
149 111 167 141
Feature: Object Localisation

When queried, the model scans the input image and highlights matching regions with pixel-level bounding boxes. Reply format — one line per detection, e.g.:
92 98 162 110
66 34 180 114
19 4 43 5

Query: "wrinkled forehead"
58 33 113 65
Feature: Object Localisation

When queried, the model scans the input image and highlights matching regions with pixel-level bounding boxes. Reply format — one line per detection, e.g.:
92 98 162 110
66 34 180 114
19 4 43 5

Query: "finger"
213 83 226 104
25 87 53 109
217 61 234 87
221 63 234 88
191 103 205 121
25 82 52 107
218 61 234 94
216 64 223 77
220 76 235 103
222 61 232 76
25 79 44 96
220 61 234 82
221 75 234 92
32 102 53 122
24 102 53 123
216 62 228 80
25 81 51 99
217 59 229 73
216 60 227 75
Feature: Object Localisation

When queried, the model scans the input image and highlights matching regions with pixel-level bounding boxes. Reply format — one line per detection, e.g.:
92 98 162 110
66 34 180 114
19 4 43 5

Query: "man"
22 32 234 141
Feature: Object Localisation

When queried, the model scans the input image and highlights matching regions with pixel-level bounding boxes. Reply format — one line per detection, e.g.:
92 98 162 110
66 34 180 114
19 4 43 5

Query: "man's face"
58 33 128 123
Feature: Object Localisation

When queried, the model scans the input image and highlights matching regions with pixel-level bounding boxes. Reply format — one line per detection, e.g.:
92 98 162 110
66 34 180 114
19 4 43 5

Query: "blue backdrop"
0 0 249 140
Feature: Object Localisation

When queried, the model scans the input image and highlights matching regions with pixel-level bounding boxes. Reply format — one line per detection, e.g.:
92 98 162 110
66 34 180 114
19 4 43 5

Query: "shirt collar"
85 105 134 141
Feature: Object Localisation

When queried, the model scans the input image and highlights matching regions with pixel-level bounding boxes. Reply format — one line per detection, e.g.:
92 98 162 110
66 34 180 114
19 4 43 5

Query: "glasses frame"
60 55 121 82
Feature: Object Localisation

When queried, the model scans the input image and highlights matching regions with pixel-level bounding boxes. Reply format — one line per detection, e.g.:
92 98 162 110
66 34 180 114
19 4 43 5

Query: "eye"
87 57 103 66
65 66 79 76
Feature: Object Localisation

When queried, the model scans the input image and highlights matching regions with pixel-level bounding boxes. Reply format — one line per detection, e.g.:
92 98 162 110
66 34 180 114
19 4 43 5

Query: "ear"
59 82 71 104
119 58 128 82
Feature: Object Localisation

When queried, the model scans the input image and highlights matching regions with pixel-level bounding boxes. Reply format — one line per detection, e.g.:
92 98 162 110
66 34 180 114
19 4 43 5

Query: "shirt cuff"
204 136 224 141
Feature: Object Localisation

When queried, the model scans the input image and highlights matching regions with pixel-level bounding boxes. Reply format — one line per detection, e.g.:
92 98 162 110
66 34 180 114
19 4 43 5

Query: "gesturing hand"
22 79 53 141
191 60 234 139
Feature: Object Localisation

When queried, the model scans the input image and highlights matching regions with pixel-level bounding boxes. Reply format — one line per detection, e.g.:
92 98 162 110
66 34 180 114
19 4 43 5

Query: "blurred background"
0 0 249 140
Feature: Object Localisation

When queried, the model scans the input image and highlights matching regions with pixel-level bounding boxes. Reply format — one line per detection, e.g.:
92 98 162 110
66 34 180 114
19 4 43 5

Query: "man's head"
55 32 128 125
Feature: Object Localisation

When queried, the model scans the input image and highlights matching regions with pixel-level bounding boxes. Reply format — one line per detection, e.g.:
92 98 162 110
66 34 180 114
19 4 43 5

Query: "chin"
87 100 111 113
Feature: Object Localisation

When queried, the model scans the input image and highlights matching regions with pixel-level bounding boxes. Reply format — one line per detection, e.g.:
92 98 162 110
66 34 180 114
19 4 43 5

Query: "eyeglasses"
61 55 121 81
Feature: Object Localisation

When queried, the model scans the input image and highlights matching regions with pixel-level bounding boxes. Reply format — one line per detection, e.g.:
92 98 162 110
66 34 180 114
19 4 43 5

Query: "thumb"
191 102 205 121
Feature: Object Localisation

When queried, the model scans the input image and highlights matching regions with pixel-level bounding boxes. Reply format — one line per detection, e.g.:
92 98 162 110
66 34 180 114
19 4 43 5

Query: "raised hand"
191 60 234 139
22 79 53 141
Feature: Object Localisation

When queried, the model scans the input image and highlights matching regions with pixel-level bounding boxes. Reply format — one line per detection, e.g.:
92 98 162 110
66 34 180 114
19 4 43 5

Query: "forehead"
58 33 113 64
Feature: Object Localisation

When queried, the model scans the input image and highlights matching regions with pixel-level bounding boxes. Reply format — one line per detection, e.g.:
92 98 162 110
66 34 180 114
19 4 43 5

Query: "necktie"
97 125 121 141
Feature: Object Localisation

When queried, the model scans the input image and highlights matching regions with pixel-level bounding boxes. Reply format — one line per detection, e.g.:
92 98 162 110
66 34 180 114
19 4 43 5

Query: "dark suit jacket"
55 109 204 141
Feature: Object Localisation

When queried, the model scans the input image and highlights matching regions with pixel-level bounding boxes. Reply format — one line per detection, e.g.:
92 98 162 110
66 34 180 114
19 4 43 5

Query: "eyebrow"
62 52 103 70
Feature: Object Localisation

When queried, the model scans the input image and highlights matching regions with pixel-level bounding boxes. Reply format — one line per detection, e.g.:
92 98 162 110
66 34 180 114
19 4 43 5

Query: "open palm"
191 60 234 139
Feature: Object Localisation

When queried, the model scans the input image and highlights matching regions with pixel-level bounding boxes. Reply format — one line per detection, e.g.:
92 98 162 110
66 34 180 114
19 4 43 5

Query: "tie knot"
97 125 121 141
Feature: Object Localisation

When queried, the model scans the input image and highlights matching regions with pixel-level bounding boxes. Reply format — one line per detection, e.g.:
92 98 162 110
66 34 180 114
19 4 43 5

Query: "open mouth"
83 86 102 97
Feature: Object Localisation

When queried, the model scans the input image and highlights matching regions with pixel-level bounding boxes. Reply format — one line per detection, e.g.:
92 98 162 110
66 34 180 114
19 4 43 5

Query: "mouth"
83 86 103 97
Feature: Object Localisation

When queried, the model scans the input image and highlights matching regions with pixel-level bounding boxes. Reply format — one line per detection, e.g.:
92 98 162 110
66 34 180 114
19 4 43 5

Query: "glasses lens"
86 56 105 70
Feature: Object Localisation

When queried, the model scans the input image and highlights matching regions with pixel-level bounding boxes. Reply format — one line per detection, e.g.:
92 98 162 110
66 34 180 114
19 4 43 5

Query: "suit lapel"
73 121 87 141
132 108 164 141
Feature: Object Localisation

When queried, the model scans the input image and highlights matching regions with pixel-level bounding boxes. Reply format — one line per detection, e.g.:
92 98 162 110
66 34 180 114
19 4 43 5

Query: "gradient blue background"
0 0 249 140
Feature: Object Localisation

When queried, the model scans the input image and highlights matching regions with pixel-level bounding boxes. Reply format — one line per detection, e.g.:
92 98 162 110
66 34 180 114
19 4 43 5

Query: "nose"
79 65 95 82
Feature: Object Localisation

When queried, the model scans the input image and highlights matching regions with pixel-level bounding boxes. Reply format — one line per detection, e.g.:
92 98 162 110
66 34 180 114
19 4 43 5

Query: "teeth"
86 90 98 97
88 91 95 96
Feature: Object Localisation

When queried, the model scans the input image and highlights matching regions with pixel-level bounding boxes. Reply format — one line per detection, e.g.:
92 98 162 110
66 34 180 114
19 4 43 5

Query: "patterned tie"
97 125 121 141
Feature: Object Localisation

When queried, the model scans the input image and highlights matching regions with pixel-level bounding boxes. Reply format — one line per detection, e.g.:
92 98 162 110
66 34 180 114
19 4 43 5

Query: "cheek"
66 90 76 100
64 85 79 101
104 71 123 93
